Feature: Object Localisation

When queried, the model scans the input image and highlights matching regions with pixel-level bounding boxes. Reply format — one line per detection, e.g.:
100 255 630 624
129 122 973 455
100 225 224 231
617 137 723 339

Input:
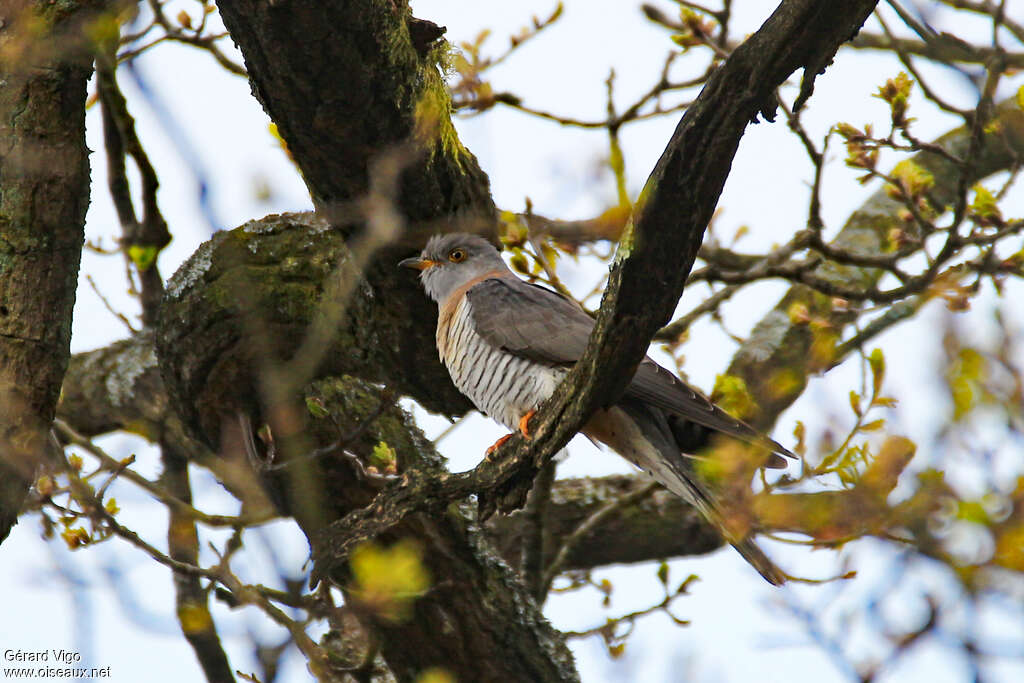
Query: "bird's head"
399 233 508 303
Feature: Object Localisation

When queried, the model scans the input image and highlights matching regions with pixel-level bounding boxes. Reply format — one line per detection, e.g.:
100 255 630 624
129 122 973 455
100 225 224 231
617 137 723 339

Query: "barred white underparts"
438 295 566 431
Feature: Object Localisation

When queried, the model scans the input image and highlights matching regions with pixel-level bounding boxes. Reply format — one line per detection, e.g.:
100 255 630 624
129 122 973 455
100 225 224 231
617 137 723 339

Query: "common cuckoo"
400 233 790 585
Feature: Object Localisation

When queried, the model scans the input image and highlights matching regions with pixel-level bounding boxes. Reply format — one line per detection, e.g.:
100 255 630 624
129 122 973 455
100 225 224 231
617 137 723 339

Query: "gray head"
399 233 509 303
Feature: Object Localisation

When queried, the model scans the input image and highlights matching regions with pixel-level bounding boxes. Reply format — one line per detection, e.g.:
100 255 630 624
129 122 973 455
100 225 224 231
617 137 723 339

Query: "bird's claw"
485 434 512 459
518 410 536 440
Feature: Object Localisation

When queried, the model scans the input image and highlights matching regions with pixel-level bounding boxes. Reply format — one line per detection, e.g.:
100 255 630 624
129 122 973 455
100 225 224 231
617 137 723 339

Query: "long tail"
595 404 788 585
730 538 787 586
645 440 788 586
685 484 788 586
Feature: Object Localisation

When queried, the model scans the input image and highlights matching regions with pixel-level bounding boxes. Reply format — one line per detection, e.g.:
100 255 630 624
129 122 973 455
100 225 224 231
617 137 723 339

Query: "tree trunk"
0 0 96 544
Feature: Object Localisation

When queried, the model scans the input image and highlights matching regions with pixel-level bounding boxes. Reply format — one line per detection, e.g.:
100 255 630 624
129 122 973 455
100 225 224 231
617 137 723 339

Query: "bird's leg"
518 409 536 439
484 410 536 459
485 434 512 457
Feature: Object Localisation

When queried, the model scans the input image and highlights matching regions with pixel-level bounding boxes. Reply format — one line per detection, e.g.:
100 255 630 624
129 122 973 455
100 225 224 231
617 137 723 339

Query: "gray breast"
439 297 566 430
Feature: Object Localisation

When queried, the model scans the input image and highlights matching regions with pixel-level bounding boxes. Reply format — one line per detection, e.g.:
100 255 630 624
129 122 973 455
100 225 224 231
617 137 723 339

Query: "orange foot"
485 434 512 457
518 409 536 439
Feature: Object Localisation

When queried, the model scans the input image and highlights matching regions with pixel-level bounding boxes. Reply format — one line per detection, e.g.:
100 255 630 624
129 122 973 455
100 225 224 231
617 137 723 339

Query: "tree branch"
725 98 1024 431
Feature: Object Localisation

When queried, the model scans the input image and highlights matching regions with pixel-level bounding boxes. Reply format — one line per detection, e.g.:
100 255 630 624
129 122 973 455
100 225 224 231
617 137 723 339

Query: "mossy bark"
156 212 472 446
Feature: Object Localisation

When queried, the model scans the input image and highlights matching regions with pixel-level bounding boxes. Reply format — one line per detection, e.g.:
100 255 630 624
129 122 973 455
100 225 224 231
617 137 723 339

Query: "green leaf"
350 540 430 623
887 160 934 200
956 501 989 525
868 348 886 396
509 250 529 274
676 573 699 594
416 668 456 683
951 377 974 420
711 374 757 419
835 122 864 140
792 421 807 456
969 184 1002 222
370 440 397 470
128 245 159 272
874 72 914 127
305 397 329 419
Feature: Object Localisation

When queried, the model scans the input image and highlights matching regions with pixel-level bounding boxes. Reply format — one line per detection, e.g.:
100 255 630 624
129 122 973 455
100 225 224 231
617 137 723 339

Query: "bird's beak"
398 256 438 271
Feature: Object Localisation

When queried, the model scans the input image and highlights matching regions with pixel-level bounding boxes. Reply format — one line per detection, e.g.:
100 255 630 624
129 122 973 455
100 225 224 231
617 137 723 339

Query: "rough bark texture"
289 378 580 683
489 476 721 570
156 212 472 445
215 0 492 221
0 0 97 544
60 329 167 438
202 0 495 431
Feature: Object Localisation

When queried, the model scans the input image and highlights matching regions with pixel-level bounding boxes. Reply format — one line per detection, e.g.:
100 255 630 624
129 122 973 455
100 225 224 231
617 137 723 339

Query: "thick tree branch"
155 212 474 445
215 0 492 223
849 32 1024 68
0 0 99 544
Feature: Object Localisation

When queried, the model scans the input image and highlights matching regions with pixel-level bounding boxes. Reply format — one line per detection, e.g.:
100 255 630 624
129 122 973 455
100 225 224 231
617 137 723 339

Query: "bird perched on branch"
400 233 791 585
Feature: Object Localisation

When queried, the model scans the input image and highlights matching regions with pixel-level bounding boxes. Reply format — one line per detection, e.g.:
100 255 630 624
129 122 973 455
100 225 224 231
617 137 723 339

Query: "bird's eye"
448 248 466 263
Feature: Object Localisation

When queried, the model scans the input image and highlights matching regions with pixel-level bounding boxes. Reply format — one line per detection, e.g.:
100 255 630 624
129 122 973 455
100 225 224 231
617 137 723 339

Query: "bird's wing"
627 360 794 461
465 277 595 365
466 277 793 462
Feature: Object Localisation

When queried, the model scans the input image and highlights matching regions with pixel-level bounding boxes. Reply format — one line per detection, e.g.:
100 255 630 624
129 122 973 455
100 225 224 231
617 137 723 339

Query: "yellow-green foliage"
370 440 397 471
875 71 914 128
947 347 987 420
887 159 934 201
416 668 456 683
711 374 757 420
969 184 1002 224
128 245 159 272
349 539 430 623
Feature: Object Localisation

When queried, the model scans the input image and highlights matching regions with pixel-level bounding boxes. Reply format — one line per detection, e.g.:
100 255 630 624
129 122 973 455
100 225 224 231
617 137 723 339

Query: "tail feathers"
646 444 787 585
662 472 787 585
731 538 787 586
597 403 788 585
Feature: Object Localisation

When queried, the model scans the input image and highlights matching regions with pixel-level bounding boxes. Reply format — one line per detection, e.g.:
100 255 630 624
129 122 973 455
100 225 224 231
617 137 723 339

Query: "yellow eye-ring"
448 248 467 263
